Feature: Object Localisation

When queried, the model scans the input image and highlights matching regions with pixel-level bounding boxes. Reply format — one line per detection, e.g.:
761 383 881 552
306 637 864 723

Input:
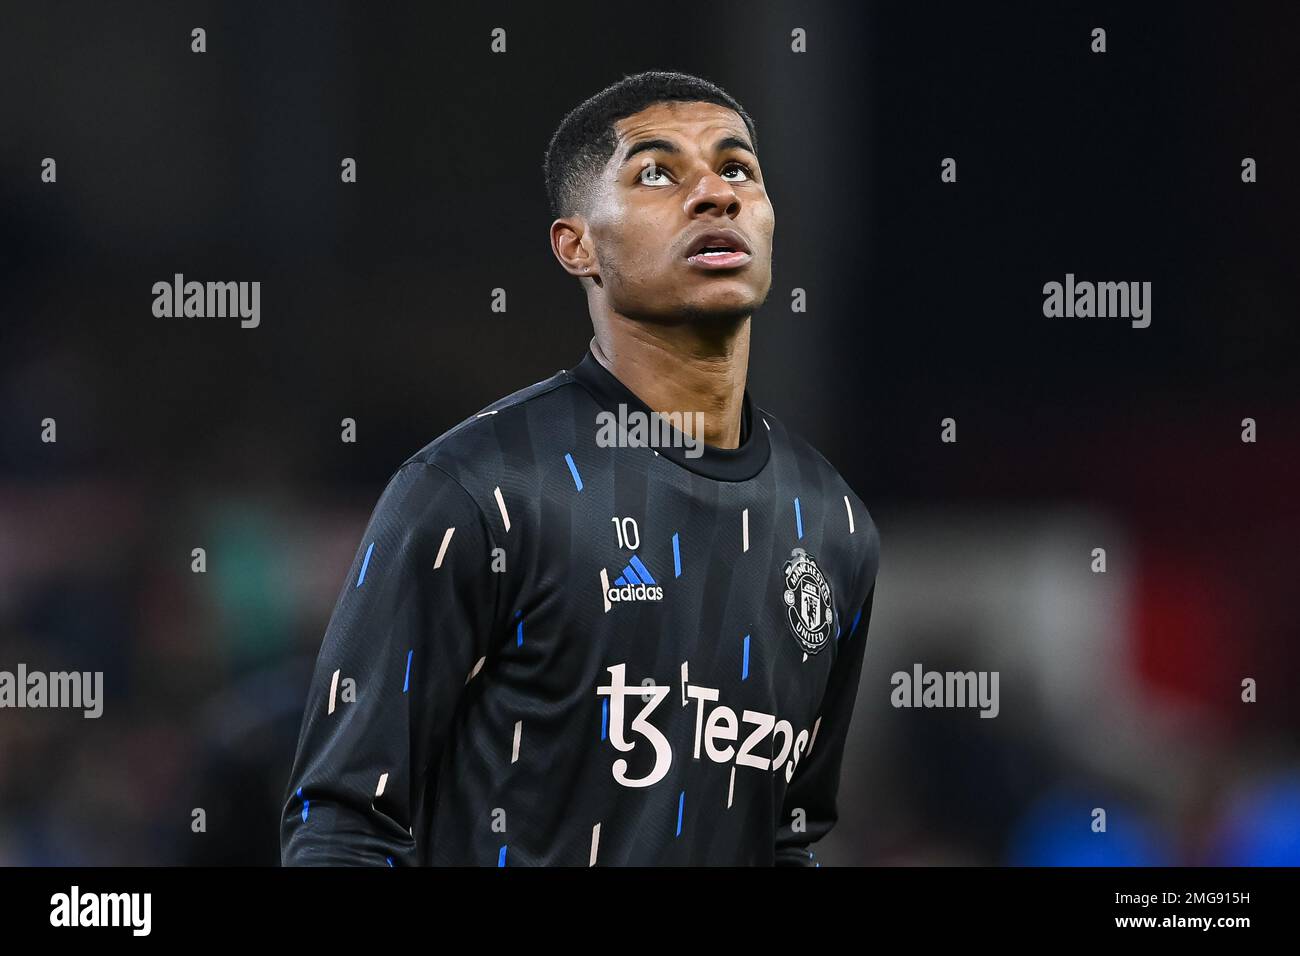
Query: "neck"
588 313 751 450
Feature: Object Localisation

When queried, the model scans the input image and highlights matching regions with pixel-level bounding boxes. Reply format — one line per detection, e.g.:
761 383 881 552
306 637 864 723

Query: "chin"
684 282 766 318
678 295 762 324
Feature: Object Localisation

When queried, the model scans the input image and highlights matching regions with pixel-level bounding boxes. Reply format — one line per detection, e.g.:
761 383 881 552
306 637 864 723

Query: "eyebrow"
620 135 757 168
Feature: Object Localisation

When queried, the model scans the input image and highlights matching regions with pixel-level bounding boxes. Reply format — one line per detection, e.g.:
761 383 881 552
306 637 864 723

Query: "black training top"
280 346 880 866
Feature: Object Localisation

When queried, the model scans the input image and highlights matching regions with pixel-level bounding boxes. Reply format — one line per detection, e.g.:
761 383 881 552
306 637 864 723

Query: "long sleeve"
280 460 500 866
774 580 876 867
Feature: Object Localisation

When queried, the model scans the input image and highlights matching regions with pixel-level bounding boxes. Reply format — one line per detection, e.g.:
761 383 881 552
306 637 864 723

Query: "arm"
774 581 876 866
280 460 499 866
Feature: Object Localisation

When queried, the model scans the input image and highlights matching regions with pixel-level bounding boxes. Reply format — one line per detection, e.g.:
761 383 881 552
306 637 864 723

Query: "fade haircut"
543 70 758 222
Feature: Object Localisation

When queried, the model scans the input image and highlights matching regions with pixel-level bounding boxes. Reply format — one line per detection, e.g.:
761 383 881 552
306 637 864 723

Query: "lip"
683 228 753 270
684 249 753 270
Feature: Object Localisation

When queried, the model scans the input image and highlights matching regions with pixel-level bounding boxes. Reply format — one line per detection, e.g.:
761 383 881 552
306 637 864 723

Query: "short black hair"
543 70 758 222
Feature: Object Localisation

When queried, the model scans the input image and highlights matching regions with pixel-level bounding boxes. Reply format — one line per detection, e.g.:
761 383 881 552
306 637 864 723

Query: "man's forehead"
612 101 747 147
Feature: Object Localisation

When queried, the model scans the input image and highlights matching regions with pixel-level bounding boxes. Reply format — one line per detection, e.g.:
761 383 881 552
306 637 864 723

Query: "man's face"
577 100 775 323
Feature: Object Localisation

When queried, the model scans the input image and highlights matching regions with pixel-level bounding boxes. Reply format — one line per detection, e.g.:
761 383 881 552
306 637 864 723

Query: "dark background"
0 0 1296 865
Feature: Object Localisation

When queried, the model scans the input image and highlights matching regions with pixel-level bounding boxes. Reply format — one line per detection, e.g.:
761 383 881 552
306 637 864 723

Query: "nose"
684 169 741 219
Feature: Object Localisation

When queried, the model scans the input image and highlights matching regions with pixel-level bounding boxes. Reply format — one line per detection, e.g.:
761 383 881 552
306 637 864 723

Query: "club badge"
782 547 834 654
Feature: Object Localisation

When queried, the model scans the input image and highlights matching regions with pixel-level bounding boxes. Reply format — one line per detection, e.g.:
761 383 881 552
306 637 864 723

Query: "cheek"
757 206 776 245
611 223 674 279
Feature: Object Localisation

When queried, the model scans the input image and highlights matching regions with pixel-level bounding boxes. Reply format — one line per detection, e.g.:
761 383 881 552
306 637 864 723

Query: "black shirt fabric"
281 346 881 866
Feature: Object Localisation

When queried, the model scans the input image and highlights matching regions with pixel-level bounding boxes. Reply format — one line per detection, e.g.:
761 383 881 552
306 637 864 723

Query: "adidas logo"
600 555 664 612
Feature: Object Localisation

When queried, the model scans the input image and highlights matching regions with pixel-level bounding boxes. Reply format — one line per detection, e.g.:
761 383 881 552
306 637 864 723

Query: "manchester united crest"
781 547 834 654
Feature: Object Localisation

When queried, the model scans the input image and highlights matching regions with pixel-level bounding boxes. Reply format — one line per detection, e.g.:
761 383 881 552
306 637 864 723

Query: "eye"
638 162 671 186
722 161 754 182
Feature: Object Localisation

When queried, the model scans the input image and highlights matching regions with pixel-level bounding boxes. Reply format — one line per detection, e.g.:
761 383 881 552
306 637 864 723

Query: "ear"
550 217 599 283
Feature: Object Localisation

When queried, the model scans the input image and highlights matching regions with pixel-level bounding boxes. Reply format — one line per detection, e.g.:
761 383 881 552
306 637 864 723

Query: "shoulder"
757 402 881 588
369 366 586 534
398 366 582 478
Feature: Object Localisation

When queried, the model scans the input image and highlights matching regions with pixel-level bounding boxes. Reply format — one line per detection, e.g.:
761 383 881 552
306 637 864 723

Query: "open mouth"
685 247 753 269
684 232 753 270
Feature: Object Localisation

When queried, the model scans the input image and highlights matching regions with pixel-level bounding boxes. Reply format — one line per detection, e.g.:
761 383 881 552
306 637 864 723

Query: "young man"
281 71 880 866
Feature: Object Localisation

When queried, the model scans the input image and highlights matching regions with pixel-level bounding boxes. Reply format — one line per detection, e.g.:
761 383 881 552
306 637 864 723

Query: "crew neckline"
569 346 771 482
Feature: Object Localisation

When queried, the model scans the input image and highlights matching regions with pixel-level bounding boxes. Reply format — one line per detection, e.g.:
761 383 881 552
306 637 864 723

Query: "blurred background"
0 1 1296 865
